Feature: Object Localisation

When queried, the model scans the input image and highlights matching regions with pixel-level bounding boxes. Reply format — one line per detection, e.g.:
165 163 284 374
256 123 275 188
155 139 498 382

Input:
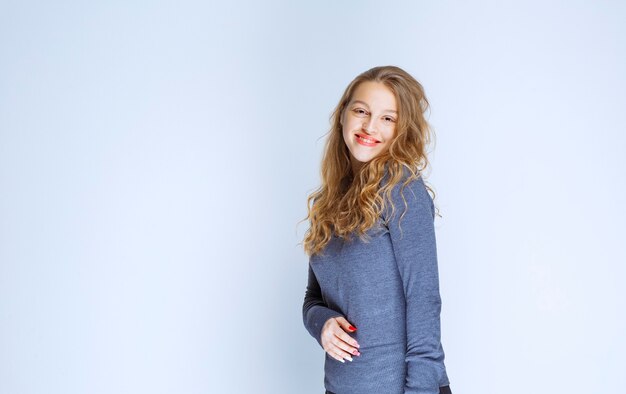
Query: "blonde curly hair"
300 65 439 257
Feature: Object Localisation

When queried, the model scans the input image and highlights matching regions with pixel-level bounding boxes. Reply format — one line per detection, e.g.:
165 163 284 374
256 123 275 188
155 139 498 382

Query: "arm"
383 175 450 394
302 263 344 348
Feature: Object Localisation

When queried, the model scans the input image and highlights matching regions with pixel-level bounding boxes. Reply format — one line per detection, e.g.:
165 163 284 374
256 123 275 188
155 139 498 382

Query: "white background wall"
1 1 624 393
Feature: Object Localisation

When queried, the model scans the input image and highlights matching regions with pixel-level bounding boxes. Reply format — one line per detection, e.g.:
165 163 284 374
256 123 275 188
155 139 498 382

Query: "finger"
333 327 360 350
333 334 361 357
321 317 360 359
327 348 346 363
334 316 358 333
328 345 352 362
330 333 358 360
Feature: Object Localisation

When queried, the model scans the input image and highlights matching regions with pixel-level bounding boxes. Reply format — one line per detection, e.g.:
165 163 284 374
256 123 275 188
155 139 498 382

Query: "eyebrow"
349 100 398 114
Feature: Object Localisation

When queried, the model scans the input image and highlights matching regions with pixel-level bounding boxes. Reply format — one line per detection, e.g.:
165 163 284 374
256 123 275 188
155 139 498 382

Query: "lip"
355 133 380 147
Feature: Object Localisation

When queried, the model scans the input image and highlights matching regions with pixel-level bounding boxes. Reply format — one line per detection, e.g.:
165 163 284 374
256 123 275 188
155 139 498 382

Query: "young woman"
301 66 453 394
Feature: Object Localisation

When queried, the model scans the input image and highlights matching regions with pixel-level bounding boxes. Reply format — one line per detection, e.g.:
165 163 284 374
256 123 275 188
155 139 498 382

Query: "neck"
351 157 365 174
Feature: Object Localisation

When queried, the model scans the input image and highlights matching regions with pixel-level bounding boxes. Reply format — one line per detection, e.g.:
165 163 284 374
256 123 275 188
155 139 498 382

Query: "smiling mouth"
355 134 380 145
355 135 380 148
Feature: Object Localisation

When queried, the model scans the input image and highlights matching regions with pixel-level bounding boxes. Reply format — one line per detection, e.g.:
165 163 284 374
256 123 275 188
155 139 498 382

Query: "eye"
384 116 396 123
353 108 368 116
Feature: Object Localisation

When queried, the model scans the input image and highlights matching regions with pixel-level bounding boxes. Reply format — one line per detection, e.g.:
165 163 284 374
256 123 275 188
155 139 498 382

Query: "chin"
354 155 376 164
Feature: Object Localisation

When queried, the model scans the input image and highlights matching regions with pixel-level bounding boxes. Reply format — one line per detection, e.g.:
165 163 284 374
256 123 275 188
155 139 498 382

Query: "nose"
362 117 377 135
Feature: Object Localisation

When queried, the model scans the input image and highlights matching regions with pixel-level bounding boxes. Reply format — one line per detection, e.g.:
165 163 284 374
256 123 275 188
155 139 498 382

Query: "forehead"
349 81 397 110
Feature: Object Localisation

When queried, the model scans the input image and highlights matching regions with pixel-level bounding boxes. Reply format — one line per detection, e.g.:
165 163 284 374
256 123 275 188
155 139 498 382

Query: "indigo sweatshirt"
302 171 452 394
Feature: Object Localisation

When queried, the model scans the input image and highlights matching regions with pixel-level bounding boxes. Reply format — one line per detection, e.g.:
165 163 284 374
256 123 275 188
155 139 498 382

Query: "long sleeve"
302 263 344 348
382 175 450 394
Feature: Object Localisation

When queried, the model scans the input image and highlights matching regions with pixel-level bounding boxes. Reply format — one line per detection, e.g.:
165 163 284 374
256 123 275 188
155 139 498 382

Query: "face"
341 81 397 173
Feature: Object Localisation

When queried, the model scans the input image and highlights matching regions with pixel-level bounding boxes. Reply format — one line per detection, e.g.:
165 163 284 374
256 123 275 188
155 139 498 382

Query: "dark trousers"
325 385 452 394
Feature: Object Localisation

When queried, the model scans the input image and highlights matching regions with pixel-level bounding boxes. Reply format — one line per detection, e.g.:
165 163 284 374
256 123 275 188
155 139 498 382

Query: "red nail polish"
349 325 357 331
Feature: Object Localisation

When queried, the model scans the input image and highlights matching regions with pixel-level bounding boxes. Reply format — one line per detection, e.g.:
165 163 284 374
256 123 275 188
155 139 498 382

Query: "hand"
320 316 361 363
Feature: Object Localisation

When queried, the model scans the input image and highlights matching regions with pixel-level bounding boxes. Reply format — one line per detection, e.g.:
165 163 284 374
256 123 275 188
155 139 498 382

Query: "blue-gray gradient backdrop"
1 1 624 393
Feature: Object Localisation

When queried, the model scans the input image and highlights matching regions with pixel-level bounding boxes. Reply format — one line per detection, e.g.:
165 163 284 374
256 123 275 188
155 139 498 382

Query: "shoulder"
381 168 434 221
381 165 431 204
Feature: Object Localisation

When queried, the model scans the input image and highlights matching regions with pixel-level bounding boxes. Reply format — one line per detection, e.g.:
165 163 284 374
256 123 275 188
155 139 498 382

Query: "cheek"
382 127 395 142
342 128 353 146
343 121 359 137
344 118 358 130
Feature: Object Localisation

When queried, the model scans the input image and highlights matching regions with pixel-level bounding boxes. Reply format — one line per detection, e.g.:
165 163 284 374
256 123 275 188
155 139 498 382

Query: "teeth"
358 136 376 143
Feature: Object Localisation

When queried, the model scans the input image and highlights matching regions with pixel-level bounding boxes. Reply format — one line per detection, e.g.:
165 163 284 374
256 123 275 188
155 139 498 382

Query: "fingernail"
349 325 357 331
345 355 353 362
339 358 345 363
